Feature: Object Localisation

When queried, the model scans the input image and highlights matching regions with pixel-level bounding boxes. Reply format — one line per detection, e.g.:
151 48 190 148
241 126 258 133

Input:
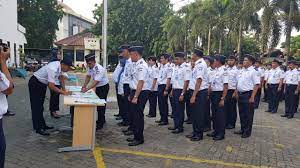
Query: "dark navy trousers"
189 89 208 137
148 91 158 117
238 91 254 136
211 91 225 136
172 89 185 129
158 84 169 123
285 84 298 116
225 89 237 127
130 90 150 141
0 119 5 168
267 84 280 113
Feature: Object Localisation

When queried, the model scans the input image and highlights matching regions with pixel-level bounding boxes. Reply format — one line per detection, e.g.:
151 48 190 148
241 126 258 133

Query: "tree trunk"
207 25 211 55
218 38 222 54
237 21 243 58
285 1 294 62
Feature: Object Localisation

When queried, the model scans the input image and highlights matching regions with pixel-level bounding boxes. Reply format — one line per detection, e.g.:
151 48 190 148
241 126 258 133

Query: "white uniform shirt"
121 58 133 84
112 63 122 83
267 67 284 84
87 63 109 87
257 67 265 78
171 63 191 89
227 66 239 90
284 69 300 85
157 63 173 85
264 69 270 81
189 58 209 91
33 61 61 85
211 65 228 92
147 65 159 91
130 58 150 90
237 66 260 92
207 67 216 85
0 72 9 119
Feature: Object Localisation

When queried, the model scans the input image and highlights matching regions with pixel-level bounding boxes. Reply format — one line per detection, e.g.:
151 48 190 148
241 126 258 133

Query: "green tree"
93 0 171 57
18 0 63 49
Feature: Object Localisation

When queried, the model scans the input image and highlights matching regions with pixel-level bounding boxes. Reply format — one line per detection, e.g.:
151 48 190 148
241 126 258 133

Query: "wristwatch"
220 97 225 100
134 96 138 98
181 93 184 96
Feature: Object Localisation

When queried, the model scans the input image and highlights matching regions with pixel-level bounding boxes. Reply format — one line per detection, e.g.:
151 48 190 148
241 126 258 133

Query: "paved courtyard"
3 74 300 168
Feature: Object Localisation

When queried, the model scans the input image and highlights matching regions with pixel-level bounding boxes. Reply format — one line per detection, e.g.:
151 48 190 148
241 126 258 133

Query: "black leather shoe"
281 114 288 117
4 110 16 116
124 130 134 136
126 137 135 142
117 122 129 127
96 125 103 130
190 136 203 141
203 127 211 132
185 134 194 139
155 120 162 123
241 133 251 138
287 115 294 119
44 126 54 130
158 122 168 126
207 131 216 137
213 135 225 140
225 125 235 129
168 127 176 130
185 120 192 124
115 116 123 120
128 140 144 146
184 119 190 122
172 129 183 134
114 114 120 117
265 110 271 113
122 128 131 133
146 114 156 118
36 130 50 136
234 130 243 135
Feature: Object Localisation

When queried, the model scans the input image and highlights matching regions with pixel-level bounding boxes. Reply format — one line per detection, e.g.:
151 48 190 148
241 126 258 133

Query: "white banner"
84 37 100 50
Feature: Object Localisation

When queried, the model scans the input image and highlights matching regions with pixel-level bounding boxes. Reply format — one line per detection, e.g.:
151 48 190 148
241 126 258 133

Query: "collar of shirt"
195 58 203 65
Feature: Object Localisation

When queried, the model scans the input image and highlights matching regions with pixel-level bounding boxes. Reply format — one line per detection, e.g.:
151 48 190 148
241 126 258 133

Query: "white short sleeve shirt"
87 63 109 87
0 72 9 119
33 61 61 85
237 66 260 92
211 66 228 91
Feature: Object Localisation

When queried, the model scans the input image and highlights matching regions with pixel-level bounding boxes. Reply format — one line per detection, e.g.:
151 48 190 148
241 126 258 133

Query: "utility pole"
102 0 108 68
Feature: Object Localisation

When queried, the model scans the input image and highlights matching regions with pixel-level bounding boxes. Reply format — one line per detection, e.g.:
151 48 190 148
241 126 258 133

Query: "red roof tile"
54 32 96 46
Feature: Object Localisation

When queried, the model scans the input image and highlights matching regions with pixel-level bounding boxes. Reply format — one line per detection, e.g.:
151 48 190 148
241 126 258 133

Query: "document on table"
66 86 82 92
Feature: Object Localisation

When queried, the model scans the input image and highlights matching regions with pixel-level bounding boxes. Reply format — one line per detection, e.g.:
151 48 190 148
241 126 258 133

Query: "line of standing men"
114 45 262 146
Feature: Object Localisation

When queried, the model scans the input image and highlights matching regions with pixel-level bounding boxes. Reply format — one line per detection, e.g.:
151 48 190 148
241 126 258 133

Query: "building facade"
56 1 96 41
0 0 27 67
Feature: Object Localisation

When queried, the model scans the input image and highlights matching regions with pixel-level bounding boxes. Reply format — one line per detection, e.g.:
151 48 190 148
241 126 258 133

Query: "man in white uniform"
265 59 284 114
0 46 14 168
225 55 238 129
81 54 110 130
29 58 73 136
234 55 260 138
126 46 150 146
282 60 300 119
169 52 190 134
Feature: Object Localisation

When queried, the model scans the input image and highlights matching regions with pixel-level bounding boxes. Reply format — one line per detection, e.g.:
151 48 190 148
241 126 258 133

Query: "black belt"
238 91 252 94
268 84 279 86
286 84 297 86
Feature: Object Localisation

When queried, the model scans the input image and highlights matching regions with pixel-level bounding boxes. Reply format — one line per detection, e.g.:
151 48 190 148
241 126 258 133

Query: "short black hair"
160 53 171 60
244 54 256 64
228 55 237 60
148 56 157 62
215 55 226 65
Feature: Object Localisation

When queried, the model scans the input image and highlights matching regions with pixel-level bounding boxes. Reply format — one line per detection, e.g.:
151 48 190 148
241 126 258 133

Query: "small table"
58 86 106 153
